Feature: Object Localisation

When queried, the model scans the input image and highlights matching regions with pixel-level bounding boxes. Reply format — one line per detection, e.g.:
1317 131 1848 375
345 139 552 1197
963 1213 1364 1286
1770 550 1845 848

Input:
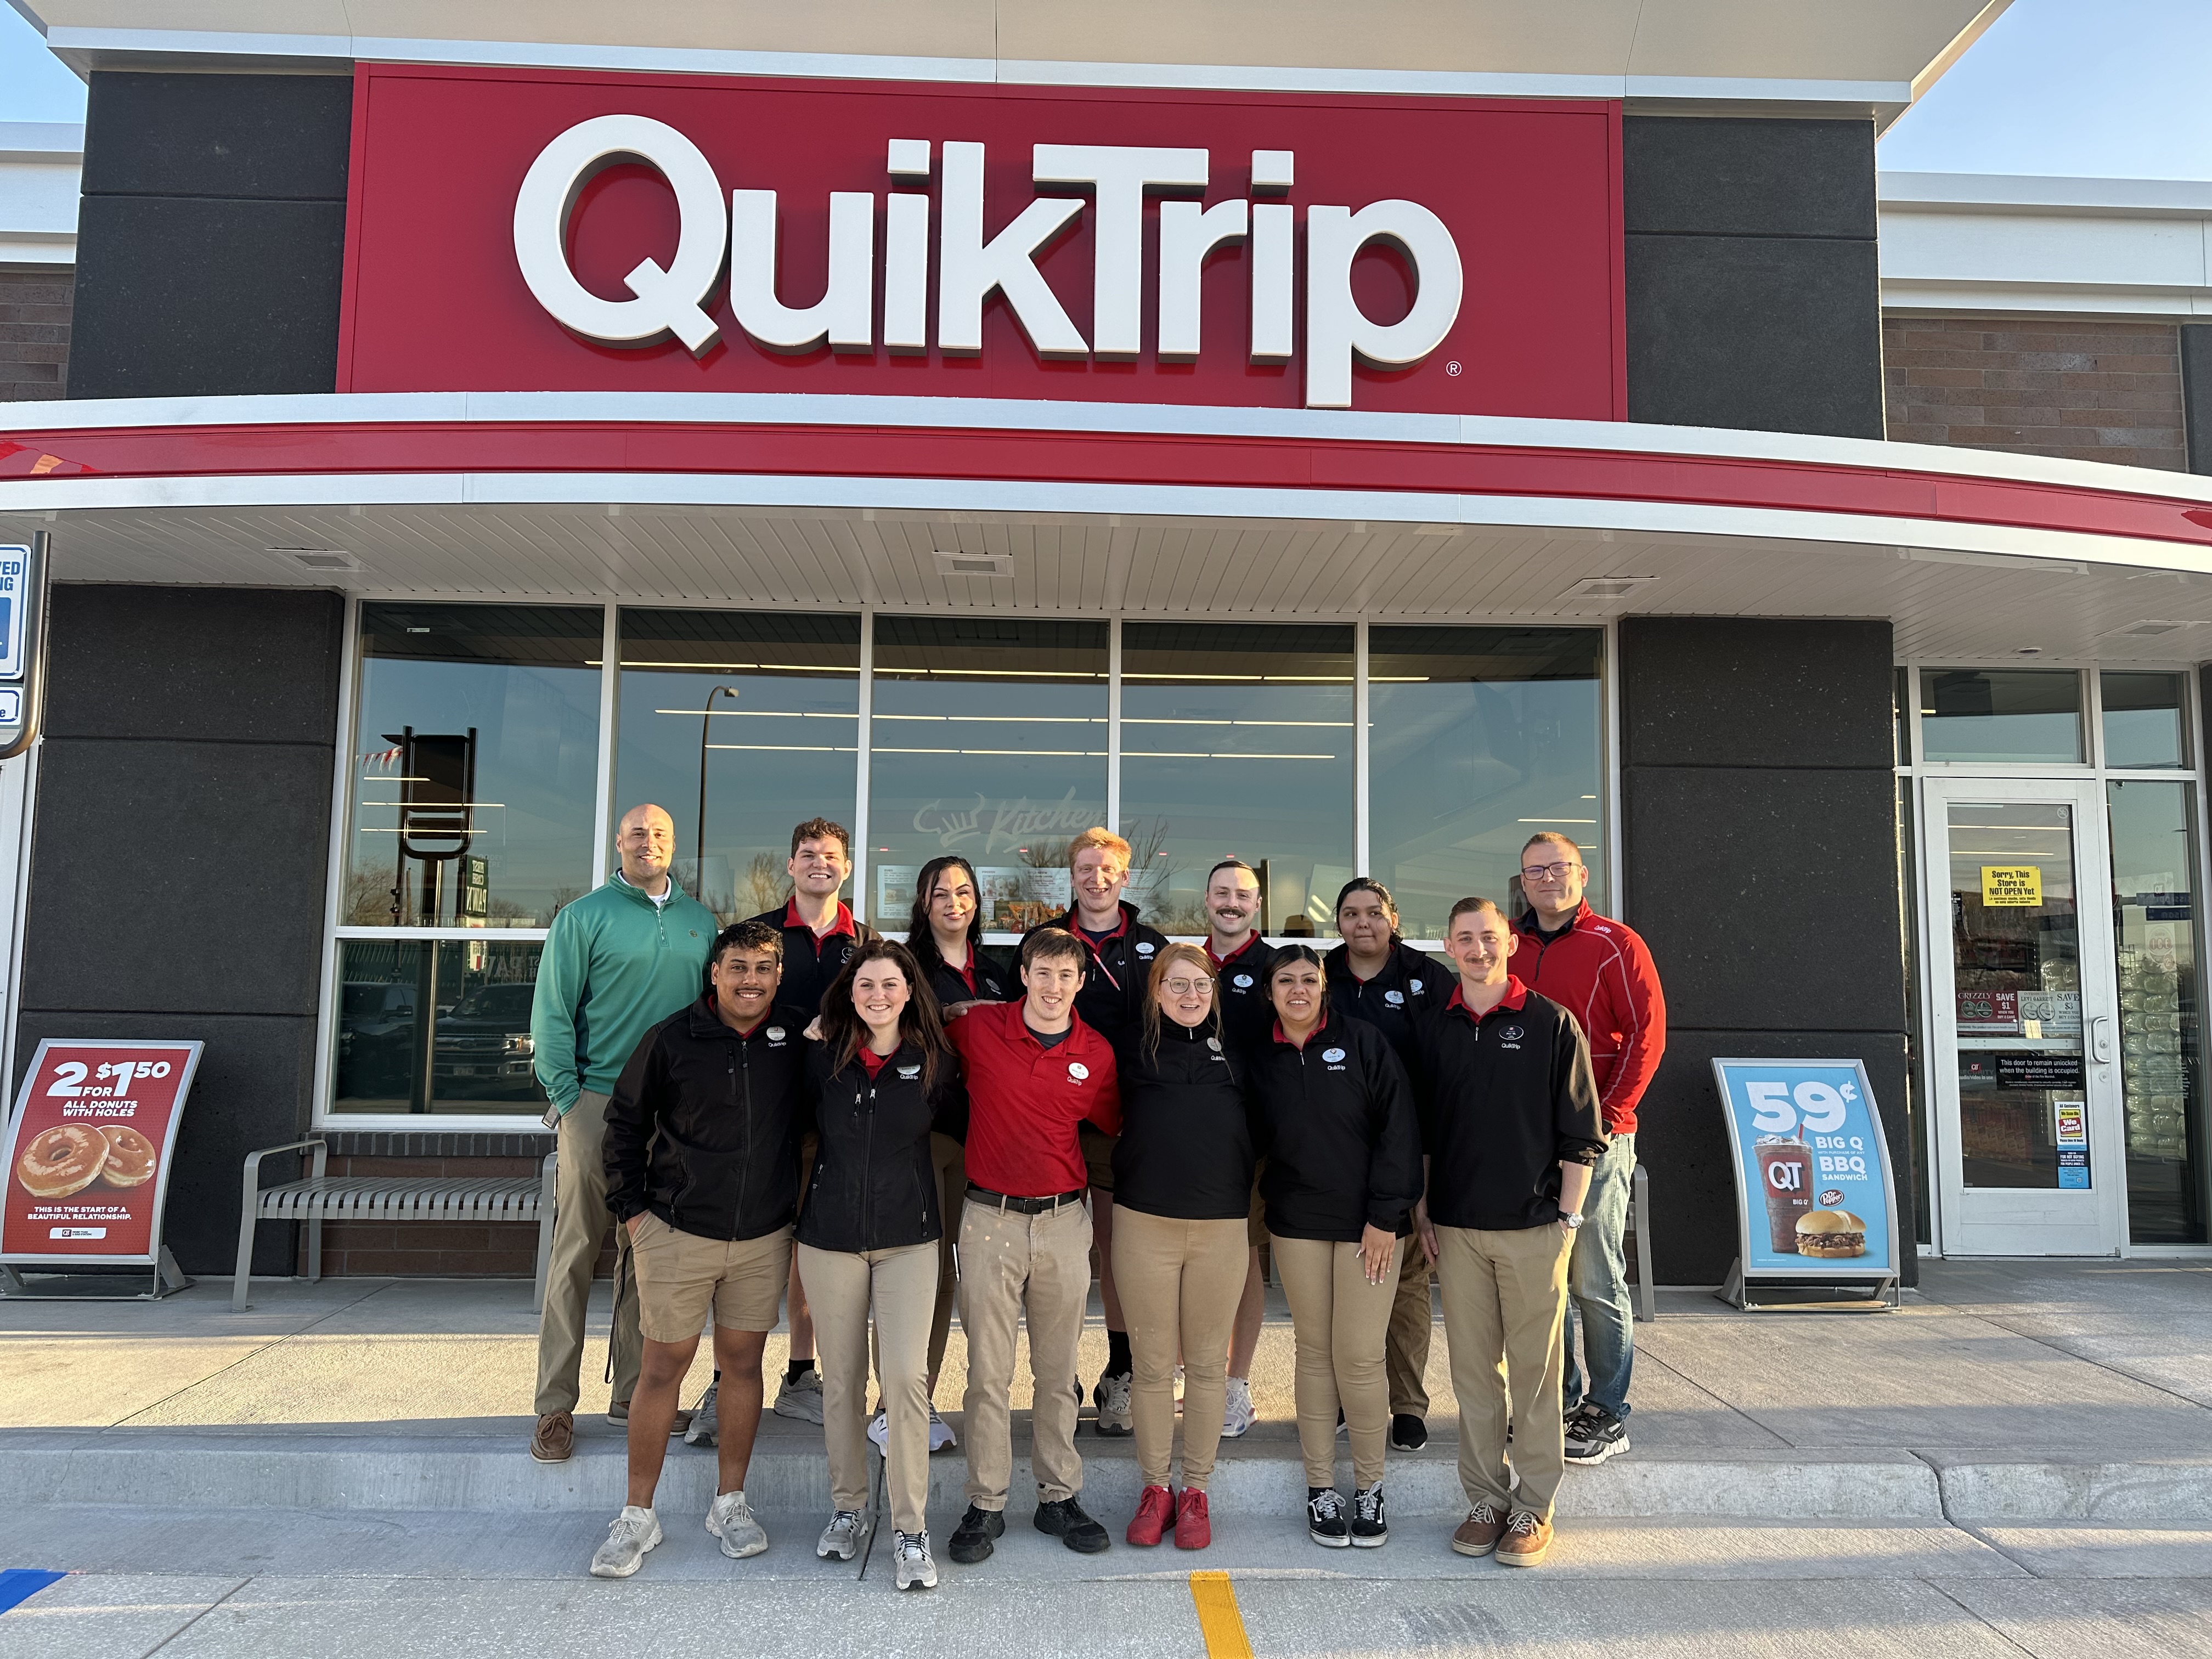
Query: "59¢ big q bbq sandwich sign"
337 66 1624 417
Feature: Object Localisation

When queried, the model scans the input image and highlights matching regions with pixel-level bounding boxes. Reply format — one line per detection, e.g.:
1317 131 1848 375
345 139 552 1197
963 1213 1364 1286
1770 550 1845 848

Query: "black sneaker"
1564 1404 1630 1466
1306 1486 1350 1548
1351 1481 1388 1547
947 1504 1005 1564
1390 1413 1427 1451
1034 1497 1110 1554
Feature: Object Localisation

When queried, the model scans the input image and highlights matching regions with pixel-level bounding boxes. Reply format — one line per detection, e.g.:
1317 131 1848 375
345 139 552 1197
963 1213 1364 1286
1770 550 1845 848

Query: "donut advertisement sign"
2 1040 203 1265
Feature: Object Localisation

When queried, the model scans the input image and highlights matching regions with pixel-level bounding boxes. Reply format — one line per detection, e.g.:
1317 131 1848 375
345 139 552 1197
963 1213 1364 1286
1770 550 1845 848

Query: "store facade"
3 2 2209 1282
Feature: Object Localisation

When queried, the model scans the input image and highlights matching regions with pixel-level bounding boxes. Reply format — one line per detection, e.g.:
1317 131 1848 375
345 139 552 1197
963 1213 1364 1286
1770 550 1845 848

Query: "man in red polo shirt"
1510 831 1664 1468
945 927 1122 1565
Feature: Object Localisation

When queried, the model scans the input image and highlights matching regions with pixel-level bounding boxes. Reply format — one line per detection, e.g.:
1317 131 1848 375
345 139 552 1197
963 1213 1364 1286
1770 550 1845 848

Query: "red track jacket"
1510 901 1666 1136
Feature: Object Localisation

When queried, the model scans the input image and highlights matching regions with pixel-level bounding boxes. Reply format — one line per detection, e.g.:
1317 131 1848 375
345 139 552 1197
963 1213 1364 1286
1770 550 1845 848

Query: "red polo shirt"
947 1000 1122 1197
1444 977 1531 1020
785 896 859 941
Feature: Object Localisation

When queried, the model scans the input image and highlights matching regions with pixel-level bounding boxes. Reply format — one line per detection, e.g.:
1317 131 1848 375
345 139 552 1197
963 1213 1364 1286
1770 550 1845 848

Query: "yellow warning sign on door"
1981 865 2043 907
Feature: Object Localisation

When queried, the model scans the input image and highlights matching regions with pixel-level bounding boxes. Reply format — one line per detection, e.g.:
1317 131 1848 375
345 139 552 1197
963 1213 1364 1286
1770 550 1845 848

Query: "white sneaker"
817 1509 864 1561
684 1380 719 1447
589 1505 662 1578
706 1490 768 1559
894 1528 938 1590
774 1369 826 1424
1222 1376 1256 1439
928 1408 958 1452
866 1409 890 1452
1095 1371 1133 1436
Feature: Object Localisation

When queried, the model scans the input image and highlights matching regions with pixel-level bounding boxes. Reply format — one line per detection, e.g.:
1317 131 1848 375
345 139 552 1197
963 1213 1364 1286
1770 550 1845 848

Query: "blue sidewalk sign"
1712 1058 1901 1284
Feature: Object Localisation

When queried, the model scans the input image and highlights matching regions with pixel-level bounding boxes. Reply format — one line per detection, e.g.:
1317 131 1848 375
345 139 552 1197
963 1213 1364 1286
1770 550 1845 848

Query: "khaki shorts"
1080 1121 1118 1195
630 1212 793 1342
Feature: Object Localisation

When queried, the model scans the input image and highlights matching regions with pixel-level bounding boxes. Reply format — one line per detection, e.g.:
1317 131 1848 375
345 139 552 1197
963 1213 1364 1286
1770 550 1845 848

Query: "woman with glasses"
1108 943 1255 1550
1247 943 1423 1549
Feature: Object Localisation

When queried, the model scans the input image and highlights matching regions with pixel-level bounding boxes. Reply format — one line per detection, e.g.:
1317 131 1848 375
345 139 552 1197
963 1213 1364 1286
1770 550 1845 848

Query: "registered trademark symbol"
1445 360 1462 376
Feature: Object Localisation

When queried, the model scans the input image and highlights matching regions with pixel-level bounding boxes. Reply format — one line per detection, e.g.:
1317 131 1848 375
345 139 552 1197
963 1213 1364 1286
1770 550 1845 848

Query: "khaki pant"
534 1090 642 1415
1111 1207 1248 1491
958 1194 1092 1510
800 1239 938 1534
927 1132 966 1384
1272 1232 1399 1491
1436 1222 1575 1522
1387 1243 1435 1417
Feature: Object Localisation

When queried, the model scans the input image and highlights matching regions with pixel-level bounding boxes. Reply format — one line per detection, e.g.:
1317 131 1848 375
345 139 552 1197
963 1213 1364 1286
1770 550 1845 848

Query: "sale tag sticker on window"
1981 865 2043 907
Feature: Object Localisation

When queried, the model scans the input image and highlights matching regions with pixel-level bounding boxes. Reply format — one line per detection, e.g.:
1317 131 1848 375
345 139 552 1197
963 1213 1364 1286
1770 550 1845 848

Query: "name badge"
1233 974 1254 989
766 1027 786 1042
1408 979 1424 993
898 1064 921 1080
1136 942 1155 956
1322 1047 1346 1063
1384 990 1404 1006
1068 1062 1090 1081
1206 1037 1222 1052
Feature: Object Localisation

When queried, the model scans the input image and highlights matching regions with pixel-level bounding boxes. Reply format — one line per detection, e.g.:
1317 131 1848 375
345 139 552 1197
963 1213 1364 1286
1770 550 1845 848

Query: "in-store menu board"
2 1041 203 1266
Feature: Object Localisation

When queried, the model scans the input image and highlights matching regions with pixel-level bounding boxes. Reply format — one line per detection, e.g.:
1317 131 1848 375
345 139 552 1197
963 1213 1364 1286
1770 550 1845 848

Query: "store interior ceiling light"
1562 575 1658 599
933 551 1013 577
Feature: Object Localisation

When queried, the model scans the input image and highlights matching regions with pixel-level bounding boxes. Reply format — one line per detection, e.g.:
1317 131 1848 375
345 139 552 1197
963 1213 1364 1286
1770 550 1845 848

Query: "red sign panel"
339 65 1624 419
3 1041 202 1264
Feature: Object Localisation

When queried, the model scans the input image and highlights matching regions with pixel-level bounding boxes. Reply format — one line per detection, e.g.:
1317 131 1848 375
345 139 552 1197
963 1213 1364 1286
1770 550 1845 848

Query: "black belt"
968 1183 1086 1215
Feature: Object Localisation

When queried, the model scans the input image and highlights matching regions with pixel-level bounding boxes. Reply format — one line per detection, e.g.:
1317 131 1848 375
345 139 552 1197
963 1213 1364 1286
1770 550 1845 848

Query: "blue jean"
1562 1131 1635 1419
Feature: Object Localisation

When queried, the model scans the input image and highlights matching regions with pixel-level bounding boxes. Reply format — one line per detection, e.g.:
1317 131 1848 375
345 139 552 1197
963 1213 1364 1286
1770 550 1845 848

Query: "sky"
2 0 2210 180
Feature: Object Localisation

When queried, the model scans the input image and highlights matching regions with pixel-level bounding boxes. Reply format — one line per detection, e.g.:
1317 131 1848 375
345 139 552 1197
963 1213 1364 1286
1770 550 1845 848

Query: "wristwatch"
1561 1212 1585 1229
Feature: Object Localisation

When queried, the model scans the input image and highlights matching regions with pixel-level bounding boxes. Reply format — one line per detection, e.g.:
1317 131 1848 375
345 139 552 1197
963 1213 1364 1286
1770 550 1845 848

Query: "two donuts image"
15 1121 158 1199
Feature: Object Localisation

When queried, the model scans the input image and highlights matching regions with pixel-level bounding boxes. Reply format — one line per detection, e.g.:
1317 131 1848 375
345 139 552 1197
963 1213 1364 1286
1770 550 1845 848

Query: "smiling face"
848 955 912 1040
1205 865 1261 943
617 805 676 893
1520 838 1587 918
1337 887 1395 957
1021 949 1087 1030
1154 951 1217 1030
711 945 782 1029
1268 957 1325 1028
928 865 978 938
1071 847 1129 919
1446 904 1516 986
789 834 851 901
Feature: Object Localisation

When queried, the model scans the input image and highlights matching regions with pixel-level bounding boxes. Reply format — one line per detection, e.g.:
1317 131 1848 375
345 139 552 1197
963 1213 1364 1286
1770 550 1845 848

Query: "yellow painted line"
1189 1570 1255 1659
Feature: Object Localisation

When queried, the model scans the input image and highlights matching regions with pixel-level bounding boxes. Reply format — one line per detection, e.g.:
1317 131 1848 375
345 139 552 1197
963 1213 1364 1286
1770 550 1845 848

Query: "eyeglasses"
1161 978 1215 997
1520 861 1581 882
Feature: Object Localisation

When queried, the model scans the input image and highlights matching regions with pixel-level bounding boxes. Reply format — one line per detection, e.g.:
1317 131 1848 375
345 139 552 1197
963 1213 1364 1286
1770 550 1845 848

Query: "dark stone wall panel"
1620 617 1894 770
1623 116 1877 240
14 1012 317 1276
1625 233 1884 439
44 586 344 745
2182 323 2212 475
80 72 352 201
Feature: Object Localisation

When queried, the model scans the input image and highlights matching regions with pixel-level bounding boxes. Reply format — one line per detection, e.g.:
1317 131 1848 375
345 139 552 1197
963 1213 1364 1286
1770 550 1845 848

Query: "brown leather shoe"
1450 1502 1506 1558
1496 1510 1553 1566
606 1401 693 1435
531 1410 574 1463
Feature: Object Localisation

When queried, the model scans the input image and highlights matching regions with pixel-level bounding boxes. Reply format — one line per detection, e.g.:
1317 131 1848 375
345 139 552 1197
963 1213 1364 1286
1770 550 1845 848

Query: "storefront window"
347 604 602 926
868 618 1107 929
1120 623 1354 935
1368 626 1604 939
2101 671 2188 770
331 939 547 1115
615 610 861 923
1920 668 2084 764
2108 779 2209 1243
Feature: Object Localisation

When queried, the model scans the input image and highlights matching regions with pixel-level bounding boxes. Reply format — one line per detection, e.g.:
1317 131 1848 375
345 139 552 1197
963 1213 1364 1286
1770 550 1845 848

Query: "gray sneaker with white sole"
589 1505 662 1578
706 1490 768 1559
817 1509 864 1561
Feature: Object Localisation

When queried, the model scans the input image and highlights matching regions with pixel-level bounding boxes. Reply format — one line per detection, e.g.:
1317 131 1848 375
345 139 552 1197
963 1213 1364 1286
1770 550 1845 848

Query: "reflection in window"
2109 780 2209 1243
1920 668 2083 764
1368 627 1604 939
332 939 548 1114
869 618 1107 930
2101 671 2187 770
616 610 860 924
1120 623 1353 935
348 605 602 927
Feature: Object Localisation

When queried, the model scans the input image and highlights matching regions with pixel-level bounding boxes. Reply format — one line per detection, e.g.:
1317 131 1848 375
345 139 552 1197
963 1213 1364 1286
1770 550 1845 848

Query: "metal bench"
233 1138 557 1312
1627 1163 1656 1323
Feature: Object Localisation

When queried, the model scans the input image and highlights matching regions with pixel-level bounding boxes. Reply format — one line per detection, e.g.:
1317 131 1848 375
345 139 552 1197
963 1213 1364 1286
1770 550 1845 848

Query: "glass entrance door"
1922 777 2127 1255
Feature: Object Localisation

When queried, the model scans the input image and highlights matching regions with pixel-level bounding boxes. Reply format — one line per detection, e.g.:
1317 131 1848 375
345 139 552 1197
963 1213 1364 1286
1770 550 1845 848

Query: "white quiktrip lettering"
512 123 1464 405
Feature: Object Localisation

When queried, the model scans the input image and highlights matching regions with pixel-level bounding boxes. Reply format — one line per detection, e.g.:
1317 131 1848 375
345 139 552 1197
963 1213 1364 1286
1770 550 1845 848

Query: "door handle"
2090 1014 2115 1065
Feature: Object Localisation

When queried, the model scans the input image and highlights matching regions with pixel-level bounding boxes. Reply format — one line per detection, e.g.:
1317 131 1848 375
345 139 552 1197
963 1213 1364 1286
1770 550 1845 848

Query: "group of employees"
527 806 1664 1588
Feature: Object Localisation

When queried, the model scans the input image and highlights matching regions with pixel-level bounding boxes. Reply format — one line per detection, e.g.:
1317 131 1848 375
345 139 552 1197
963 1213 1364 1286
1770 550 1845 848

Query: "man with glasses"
1511 832 1666 1467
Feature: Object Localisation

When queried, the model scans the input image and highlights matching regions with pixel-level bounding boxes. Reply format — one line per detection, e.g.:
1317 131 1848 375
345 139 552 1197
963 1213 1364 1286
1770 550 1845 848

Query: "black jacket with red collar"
1207 932 1281 1056
1026 900 1169 1049
746 899 879 1019
1324 939 1446 1073
1409 976 1607 1232
1245 1008 1424 1243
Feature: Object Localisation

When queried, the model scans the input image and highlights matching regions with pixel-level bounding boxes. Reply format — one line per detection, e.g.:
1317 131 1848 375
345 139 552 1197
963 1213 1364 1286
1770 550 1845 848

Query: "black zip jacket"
797 1040 969 1253
1028 901 1169 1048
1409 980 1607 1232
918 944 1016 1012
603 996 811 1240
744 905 881 1018
1209 934 1281 1057
1324 940 1446 1073
1110 1020 1255 1220
1246 1010 1424 1242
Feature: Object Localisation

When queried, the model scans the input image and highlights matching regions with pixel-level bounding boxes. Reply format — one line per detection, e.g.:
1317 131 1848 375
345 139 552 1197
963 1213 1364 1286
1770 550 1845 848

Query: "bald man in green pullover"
530 804 718 1463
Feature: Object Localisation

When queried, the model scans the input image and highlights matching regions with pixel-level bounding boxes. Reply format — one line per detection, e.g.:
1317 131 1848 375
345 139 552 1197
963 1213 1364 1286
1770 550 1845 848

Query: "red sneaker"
1126 1484 1175 1547
1173 1487 1211 1549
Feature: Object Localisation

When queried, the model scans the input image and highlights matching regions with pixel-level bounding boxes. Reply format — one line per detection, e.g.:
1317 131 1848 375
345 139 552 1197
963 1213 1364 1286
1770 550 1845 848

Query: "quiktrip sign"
340 67 1624 417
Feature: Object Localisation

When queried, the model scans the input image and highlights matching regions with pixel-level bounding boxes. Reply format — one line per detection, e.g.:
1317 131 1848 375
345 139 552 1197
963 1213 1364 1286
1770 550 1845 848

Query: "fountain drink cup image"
1756 1138 1813 1252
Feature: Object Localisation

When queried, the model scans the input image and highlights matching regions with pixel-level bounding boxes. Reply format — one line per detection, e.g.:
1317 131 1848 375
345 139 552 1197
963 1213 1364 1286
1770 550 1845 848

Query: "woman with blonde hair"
1107 943 1256 1549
